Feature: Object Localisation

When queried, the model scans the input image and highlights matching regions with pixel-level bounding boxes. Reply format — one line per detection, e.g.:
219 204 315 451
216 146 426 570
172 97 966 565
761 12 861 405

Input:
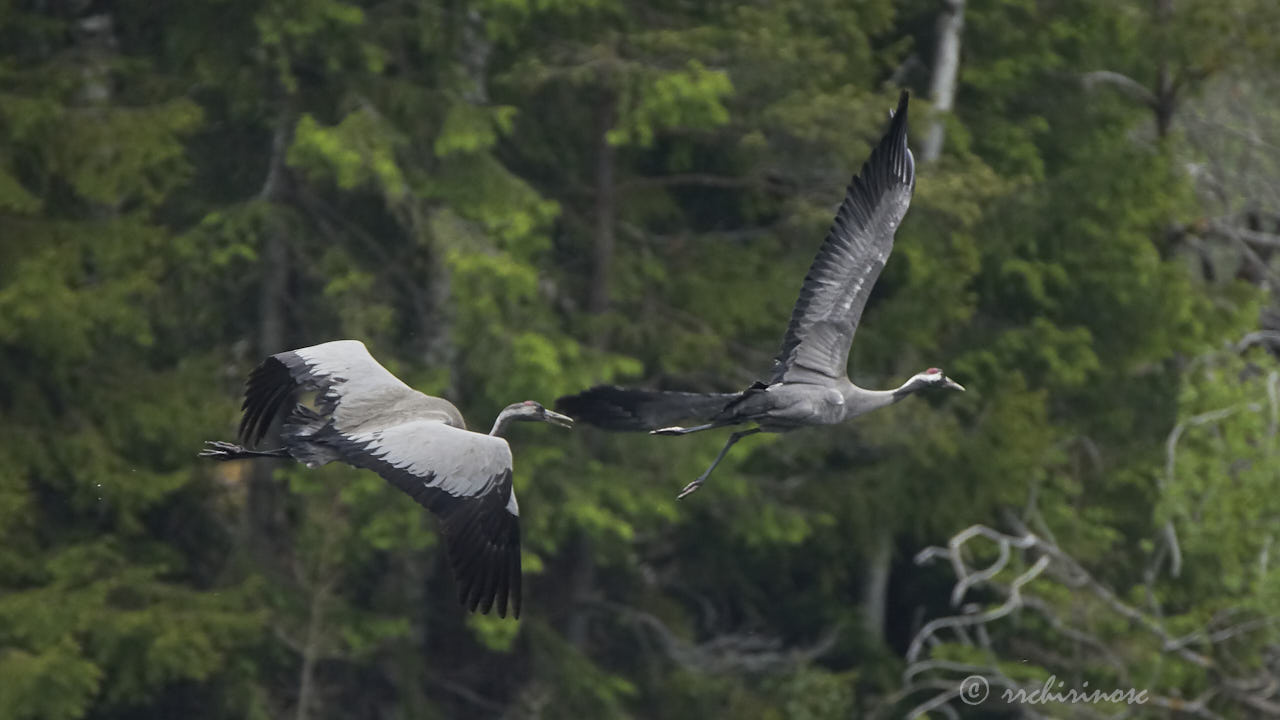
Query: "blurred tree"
2 0 1279 718
0 3 266 718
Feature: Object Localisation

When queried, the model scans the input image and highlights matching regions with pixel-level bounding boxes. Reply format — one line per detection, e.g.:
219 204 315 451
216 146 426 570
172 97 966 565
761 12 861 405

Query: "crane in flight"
556 91 963 499
201 340 573 618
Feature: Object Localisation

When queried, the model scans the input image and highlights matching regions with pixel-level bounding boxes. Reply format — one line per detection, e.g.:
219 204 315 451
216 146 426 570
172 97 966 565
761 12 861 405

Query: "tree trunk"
858 0 967 646
459 8 491 105
73 8 119 219
589 94 617 317
74 10 115 106
248 108 294 562
294 580 330 720
565 535 597 649
1152 0 1176 140
257 113 290 354
414 5 493 387
922 0 966 164
861 528 893 642
291 507 341 720
566 91 618 650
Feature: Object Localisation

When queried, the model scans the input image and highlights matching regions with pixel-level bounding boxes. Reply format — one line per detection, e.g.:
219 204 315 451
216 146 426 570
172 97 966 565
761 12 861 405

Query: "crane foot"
199 440 247 459
676 479 703 500
199 440 289 461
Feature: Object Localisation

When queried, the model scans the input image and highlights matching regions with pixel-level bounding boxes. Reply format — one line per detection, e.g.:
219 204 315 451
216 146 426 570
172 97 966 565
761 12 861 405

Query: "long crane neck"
489 406 523 437
842 377 921 419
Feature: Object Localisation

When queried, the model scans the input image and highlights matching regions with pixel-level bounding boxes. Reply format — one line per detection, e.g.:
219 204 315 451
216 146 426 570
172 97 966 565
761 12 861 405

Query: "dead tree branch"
889 521 1280 719
1081 70 1158 107
593 602 839 675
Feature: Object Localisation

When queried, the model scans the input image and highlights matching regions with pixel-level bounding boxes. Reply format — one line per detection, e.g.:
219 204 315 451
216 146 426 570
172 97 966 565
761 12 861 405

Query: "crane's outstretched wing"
238 339 464 446
769 91 915 385
236 340 520 617
324 420 523 619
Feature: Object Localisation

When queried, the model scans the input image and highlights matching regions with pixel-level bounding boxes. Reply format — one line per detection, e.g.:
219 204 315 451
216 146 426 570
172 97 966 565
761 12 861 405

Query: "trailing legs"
676 428 761 500
651 422 720 436
199 440 291 461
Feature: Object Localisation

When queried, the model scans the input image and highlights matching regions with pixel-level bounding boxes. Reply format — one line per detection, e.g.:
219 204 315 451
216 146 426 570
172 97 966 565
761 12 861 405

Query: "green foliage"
289 110 408 199
607 61 733 148
2 0 1279 718
433 102 518 157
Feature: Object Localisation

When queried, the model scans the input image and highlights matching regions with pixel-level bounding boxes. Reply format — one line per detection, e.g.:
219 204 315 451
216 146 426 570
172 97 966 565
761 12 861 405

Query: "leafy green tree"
0 5 266 719
3 1 1280 718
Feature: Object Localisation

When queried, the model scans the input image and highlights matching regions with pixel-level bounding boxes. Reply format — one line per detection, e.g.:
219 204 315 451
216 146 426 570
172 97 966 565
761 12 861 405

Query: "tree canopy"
2 0 1279 718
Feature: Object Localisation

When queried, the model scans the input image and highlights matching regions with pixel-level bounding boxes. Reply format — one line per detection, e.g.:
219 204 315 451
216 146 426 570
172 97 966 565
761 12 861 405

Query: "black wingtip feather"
509 541 522 619
881 90 910 167
433 475 521 619
885 90 909 137
494 552 511 618
475 547 500 614
322 432 523 620
237 355 299 447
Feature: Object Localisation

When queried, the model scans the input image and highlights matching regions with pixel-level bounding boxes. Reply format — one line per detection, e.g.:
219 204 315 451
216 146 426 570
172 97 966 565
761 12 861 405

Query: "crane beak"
943 377 965 392
543 409 575 428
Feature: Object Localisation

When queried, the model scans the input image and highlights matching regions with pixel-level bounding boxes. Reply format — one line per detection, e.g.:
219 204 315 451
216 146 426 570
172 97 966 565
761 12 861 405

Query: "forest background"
3 0 1280 718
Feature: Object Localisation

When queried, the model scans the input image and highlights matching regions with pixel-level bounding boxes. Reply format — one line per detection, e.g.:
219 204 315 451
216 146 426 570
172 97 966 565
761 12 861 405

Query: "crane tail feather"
555 385 743 431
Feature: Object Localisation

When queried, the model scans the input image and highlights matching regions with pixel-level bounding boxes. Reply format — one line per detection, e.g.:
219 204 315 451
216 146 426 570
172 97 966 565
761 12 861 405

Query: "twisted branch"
888 522 1280 718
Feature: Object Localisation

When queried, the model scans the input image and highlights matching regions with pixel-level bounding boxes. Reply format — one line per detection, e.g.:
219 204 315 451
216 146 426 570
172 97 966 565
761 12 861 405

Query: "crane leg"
651 422 719 436
676 428 761 500
199 440 291 461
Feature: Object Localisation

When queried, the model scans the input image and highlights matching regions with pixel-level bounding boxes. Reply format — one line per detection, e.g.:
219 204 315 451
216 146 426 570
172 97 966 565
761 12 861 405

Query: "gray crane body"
556 91 965 499
713 380 898 432
201 339 572 618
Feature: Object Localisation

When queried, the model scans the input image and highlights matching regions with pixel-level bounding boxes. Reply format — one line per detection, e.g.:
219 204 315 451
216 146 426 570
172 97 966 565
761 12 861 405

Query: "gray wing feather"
770 91 916 385
238 340 464 445
332 421 522 618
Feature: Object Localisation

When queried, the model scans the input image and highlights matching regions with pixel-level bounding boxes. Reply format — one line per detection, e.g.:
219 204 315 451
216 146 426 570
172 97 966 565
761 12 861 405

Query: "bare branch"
423 673 506 715
908 537 1050 662
1020 596 1131 683
617 173 780 192
1238 332 1280 353
1081 71 1158 107
904 685 963 720
1168 618 1280 652
1159 403 1265 581
592 602 839 674
1209 220 1280 249
902 519 1280 718
1144 691 1227 720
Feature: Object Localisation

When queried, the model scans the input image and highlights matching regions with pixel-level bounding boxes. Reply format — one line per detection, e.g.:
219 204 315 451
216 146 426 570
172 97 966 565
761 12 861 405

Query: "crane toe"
676 480 702 500
197 440 240 458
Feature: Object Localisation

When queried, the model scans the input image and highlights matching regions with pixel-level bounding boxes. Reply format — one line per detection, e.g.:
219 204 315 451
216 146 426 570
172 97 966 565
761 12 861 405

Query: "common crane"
555 91 963 499
200 340 573 618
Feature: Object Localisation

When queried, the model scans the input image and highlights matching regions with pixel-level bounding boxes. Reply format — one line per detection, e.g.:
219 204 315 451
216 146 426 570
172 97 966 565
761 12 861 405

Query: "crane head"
911 367 965 393
506 400 575 428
